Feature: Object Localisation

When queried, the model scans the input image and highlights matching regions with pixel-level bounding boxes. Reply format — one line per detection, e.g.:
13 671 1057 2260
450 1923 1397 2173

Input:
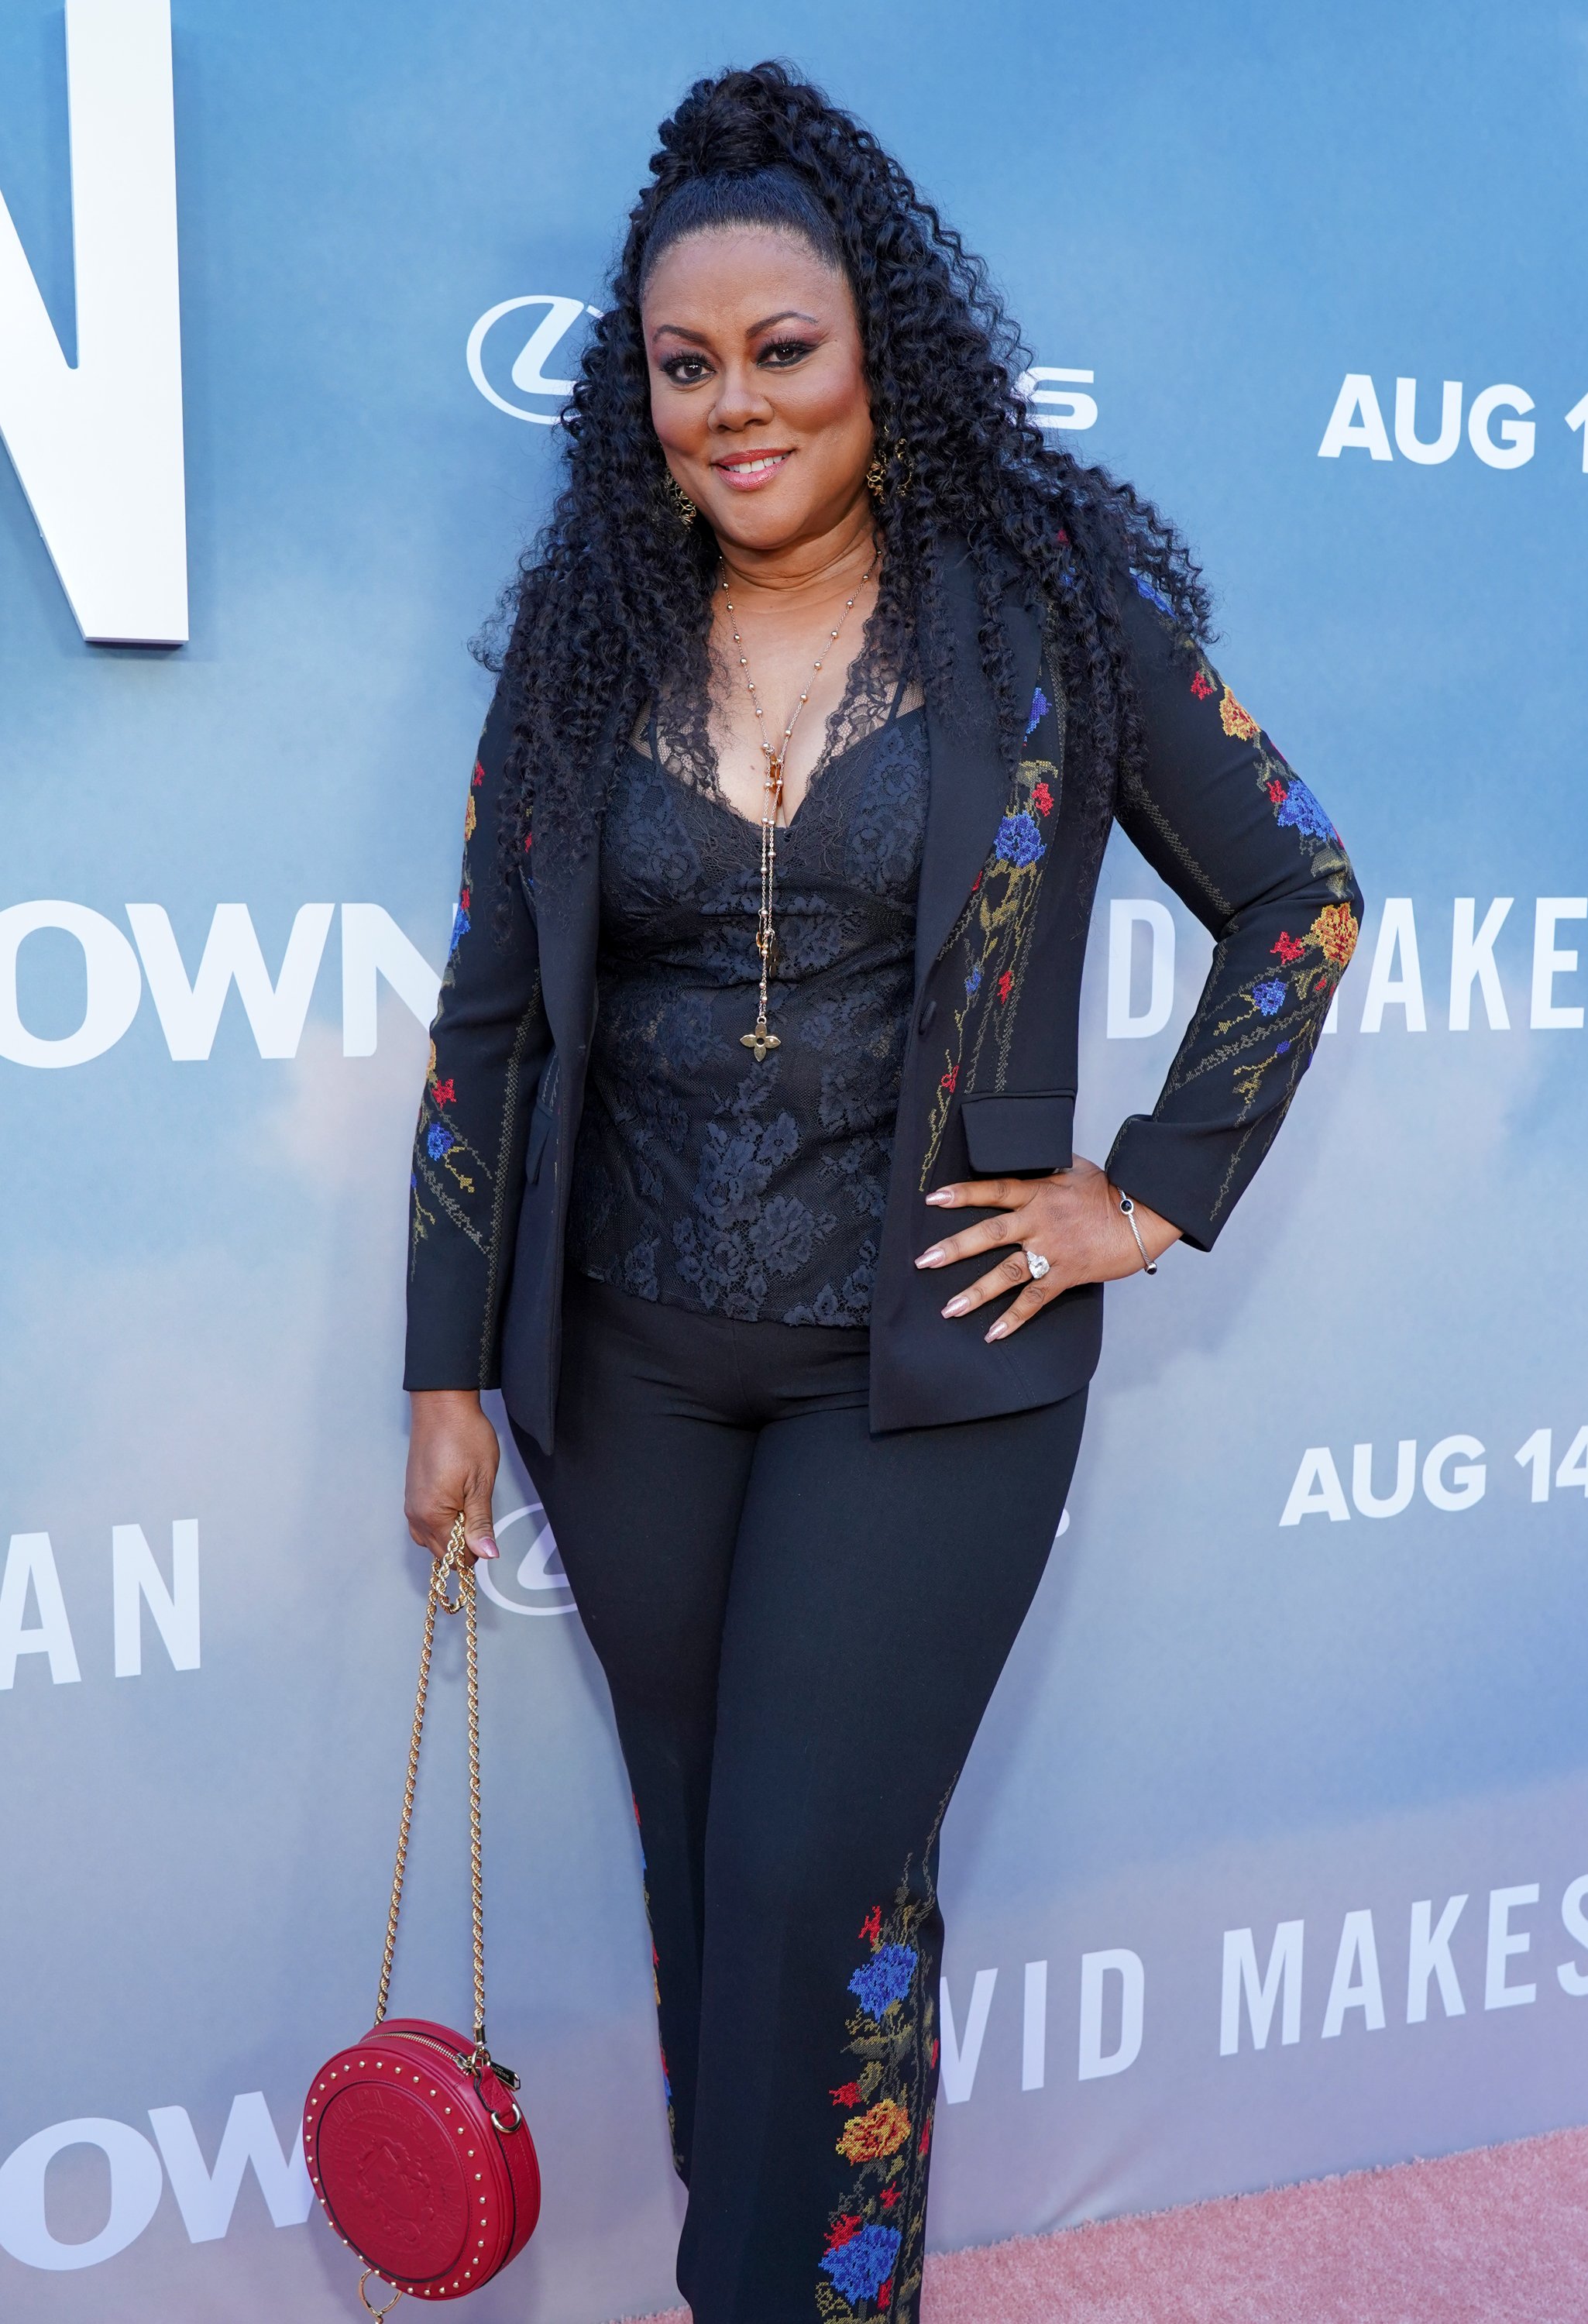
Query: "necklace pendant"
741 1019 781 1062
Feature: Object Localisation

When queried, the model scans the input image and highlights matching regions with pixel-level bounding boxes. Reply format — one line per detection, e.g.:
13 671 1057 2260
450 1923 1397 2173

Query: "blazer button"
916 999 937 1035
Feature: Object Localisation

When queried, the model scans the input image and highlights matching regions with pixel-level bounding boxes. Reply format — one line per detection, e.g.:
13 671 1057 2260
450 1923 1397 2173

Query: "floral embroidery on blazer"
919 672 1067 1187
912 572 1360 1243
406 740 548 1391
1092 572 1366 1246
1115 598 1359 1216
410 765 497 1260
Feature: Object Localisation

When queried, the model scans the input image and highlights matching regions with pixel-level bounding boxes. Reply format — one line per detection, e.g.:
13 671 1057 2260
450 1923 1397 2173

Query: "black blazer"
405 543 1363 1452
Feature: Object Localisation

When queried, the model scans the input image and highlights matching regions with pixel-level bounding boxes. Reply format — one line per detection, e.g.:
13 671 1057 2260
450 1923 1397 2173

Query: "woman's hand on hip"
405 1390 502 1561
915 1154 1181 1342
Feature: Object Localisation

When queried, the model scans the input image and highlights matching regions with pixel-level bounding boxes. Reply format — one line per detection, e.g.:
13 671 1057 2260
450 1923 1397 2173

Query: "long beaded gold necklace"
720 555 875 1061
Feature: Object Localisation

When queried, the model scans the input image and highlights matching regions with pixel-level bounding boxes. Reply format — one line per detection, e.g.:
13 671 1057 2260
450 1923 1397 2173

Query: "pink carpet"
624 2125 1588 2322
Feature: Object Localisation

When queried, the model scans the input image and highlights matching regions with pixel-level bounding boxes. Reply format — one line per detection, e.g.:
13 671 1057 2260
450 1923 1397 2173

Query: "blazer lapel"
534 697 630 1054
534 825 600 1055
916 539 1044 985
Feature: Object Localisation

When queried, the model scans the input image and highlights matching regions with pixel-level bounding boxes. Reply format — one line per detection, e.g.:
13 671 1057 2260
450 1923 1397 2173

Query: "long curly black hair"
488 60 1209 868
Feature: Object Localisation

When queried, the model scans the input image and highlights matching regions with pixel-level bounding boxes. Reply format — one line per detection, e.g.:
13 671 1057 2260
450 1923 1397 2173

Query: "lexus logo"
466 293 603 425
475 1500 577 1618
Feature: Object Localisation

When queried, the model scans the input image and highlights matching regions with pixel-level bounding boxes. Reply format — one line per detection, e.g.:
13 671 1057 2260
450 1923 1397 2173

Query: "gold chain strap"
374 1514 489 2055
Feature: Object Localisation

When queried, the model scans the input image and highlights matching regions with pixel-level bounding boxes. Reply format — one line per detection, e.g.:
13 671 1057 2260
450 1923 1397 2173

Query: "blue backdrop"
3 3 1586 2317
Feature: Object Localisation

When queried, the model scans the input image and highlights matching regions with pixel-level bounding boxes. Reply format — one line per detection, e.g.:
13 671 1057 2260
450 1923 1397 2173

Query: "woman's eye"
761 339 816 367
662 355 711 384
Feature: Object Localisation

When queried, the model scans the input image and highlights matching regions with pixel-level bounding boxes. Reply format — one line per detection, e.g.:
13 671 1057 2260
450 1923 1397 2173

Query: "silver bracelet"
1116 1189 1158 1276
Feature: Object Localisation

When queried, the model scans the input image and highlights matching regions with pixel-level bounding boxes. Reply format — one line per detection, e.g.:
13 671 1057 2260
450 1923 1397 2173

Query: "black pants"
514 1277 1086 2324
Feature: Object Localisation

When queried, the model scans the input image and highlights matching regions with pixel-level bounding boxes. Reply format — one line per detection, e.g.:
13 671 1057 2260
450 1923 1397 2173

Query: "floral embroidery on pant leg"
816 1834 948 2324
629 1791 683 2178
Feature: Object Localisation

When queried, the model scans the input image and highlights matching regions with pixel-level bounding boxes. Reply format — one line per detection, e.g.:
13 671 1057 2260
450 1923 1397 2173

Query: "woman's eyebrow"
650 308 822 349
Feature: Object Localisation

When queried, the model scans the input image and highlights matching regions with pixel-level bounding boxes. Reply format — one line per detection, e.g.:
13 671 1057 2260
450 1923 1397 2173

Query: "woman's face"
641 225 875 554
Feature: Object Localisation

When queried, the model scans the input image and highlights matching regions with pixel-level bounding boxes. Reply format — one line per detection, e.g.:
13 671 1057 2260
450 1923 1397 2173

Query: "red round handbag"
304 1526 541 2312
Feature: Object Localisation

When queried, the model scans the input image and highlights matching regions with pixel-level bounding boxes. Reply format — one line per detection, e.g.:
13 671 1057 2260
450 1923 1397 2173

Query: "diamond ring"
1026 1250 1051 1281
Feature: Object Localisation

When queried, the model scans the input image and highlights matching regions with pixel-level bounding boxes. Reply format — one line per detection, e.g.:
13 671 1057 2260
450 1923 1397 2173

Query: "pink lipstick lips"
711 449 794 491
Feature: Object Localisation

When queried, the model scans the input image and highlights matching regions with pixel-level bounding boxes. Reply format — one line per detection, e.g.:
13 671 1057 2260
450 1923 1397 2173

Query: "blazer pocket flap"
960 1090 1075 1176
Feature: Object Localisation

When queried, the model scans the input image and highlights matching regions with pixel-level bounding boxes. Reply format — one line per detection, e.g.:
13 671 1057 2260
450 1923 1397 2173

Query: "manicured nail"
925 1189 954 1206
942 1295 971 1318
985 1321 1009 1342
473 1535 499 1560
916 1248 946 1269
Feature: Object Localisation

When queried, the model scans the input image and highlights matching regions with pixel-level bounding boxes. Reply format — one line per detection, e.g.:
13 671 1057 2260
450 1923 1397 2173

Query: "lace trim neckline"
636 614 923 827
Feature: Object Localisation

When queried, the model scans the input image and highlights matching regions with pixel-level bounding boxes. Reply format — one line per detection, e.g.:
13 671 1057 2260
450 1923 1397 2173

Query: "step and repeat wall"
2 2 1585 2317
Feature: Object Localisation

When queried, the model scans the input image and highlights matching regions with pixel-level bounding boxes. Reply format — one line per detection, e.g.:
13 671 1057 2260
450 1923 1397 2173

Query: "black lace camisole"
565 650 929 1326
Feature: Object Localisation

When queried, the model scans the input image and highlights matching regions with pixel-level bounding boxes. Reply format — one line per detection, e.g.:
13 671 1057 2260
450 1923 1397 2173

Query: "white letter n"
341 905 442 1057
0 0 186 644
114 1521 200 1676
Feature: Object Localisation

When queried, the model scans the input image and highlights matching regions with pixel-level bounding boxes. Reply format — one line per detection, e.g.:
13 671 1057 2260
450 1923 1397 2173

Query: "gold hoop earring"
866 435 913 503
663 472 697 528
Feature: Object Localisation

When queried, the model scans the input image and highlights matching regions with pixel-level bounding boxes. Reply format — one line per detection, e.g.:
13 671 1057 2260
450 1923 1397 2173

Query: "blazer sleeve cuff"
402 1298 503 1394
1102 1113 1245 1253
402 1360 504 1394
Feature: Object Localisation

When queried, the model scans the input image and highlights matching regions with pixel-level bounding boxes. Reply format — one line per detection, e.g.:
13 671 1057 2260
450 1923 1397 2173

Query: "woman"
404 61 1361 2324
